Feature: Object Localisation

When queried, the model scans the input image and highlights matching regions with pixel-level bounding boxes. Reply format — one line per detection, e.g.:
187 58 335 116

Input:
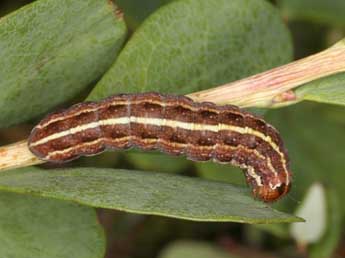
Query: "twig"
188 40 345 107
0 140 43 171
1 40 345 172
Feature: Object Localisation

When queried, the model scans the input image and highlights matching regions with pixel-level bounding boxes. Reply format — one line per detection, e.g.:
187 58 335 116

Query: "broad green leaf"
295 73 345 106
88 0 292 100
159 241 238 258
0 192 104 258
278 0 345 27
0 167 302 223
266 102 345 214
0 0 127 127
116 0 173 30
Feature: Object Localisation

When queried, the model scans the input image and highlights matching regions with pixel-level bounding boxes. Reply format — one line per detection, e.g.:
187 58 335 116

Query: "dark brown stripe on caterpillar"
28 92 291 202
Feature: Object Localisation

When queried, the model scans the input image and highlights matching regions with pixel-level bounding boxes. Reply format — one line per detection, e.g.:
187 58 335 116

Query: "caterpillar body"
28 92 291 202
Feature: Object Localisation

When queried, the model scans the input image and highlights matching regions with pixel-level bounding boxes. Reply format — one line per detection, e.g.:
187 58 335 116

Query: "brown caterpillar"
28 92 291 202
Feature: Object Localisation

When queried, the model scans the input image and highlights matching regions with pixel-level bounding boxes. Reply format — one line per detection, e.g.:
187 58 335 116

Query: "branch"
1 40 345 171
188 40 345 107
0 140 44 171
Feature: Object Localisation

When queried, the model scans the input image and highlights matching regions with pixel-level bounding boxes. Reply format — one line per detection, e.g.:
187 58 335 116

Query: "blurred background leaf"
158 241 238 258
116 0 173 31
125 151 191 174
278 0 345 27
0 192 105 258
196 162 246 186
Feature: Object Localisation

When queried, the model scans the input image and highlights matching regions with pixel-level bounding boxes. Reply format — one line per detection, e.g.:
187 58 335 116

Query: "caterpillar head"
244 167 292 202
253 182 291 202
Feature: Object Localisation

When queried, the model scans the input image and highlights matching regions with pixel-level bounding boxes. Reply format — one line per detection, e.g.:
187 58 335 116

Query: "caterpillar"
28 92 291 202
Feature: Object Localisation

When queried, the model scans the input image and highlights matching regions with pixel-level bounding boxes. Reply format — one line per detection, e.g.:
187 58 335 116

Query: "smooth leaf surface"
296 72 345 106
278 0 345 27
159 241 238 258
0 167 302 224
0 0 127 127
0 192 104 258
89 0 292 100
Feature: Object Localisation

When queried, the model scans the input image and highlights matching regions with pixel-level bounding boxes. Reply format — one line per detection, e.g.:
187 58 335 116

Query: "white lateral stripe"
247 166 263 186
30 116 281 157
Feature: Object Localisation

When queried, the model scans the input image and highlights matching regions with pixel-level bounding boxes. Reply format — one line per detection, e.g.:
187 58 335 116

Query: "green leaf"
254 223 290 239
88 0 292 100
278 0 345 27
116 0 173 30
126 151 191 174
0 192 105 258
159 241 238 258
295 73 345 106
196 162 246 185
0 167 302 224
0 0 127 127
